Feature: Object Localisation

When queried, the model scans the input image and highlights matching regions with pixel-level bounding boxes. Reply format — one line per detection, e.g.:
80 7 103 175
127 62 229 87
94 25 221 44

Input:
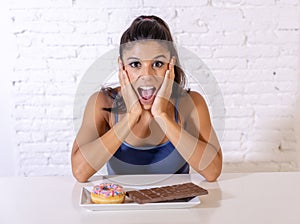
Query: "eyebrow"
126 55 167 61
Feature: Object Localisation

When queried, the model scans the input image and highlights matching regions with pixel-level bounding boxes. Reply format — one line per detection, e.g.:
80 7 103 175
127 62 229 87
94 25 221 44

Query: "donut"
90 183 125 204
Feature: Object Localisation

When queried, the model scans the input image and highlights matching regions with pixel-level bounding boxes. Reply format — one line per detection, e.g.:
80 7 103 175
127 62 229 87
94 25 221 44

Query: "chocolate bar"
126 182 208 204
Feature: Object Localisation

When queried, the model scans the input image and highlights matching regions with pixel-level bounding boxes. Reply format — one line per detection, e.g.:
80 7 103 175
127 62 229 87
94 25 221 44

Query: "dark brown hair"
120 15 186 89
102 15 188 113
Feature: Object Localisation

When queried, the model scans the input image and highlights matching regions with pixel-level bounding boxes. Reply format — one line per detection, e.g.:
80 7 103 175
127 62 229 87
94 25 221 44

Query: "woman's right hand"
118 61 142 127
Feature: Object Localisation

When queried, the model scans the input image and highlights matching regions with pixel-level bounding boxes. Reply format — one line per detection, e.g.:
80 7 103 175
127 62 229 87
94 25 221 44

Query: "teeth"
139 86 154 90
138 86 156 100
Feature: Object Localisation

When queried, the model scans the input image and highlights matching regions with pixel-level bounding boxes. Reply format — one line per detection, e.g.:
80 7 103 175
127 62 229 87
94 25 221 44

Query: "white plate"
80 186 201 211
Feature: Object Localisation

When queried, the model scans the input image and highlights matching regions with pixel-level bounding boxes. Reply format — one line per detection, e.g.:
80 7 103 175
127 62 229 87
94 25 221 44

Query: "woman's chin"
142 104 152 110
139 97 154 110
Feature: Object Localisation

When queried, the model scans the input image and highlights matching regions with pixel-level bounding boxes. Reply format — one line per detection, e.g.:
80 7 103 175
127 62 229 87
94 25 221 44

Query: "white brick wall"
7 0 300 176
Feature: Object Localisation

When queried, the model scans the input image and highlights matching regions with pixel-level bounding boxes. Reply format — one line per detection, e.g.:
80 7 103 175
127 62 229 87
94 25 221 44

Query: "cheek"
158 69 167 76
156 67 168 77
125 69 139 83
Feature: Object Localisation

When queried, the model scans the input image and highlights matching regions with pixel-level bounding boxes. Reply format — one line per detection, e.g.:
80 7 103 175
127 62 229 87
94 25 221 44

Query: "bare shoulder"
178 90 211 124
187 90 207 107
88 87 118 109
178 90 207 111
84 87 119 126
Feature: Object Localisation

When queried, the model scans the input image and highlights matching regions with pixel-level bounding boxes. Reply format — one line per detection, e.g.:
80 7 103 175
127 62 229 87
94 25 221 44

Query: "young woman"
71 15 222 182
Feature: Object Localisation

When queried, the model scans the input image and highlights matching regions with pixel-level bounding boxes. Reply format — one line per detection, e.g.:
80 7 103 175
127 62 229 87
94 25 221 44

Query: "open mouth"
137 86 157 101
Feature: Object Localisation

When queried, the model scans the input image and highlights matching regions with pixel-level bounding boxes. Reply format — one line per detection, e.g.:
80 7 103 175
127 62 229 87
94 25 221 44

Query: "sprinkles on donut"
91 183 125 204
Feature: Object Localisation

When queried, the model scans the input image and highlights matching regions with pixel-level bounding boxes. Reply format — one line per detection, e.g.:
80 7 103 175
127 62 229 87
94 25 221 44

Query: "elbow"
204 170 221 182
207 166 222 182
202 162 222 182
204 150 222 182
73 172 88 183
71 149 93 183
205 173 220 182
194 166 221 182
72 166 89 183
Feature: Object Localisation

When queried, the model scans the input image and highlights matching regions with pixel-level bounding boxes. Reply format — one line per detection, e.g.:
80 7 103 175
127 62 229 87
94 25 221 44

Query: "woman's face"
121 41 171 110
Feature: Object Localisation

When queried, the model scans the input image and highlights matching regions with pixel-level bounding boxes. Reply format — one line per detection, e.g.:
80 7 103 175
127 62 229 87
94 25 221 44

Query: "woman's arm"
151 58 222 181
72 63 142 182
71 92 139 182
155 91 222 182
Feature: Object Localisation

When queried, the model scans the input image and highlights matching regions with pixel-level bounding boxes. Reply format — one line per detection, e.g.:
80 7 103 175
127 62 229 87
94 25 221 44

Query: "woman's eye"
153 61 164 68
129 61 141 68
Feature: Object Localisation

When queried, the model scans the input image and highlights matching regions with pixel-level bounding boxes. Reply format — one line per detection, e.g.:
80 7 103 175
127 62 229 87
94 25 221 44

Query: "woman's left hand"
151 57 176 118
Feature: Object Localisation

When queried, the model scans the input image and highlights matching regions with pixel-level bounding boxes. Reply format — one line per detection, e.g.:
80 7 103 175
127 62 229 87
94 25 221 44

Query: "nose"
140 61 154 79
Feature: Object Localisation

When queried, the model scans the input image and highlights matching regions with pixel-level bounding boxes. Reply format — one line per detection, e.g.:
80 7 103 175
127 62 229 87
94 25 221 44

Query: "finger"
169 56 176 80
157 70 173 99
118 62 122 71
120 71 135 97
118 57 124 71
118 58 126 83
171 56 176 65
121 73 140 110
165 69 170 79
168 56 175 69
118 58 125 86
121 70 130 86
118 69 125 87
164 70 174 92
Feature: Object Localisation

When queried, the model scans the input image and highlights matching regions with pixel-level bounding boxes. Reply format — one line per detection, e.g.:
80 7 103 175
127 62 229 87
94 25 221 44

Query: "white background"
0 2 15 175
1 0 300 176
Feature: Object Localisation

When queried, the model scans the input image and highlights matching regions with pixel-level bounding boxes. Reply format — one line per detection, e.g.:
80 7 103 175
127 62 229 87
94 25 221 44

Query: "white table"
1 172 299 224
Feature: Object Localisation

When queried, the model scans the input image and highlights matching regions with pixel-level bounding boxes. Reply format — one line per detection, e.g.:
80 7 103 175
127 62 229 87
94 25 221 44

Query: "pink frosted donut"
91 183 125 204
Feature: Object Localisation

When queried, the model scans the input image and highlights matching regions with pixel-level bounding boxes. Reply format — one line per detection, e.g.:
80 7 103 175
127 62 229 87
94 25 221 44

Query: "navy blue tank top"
106 99 189 175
